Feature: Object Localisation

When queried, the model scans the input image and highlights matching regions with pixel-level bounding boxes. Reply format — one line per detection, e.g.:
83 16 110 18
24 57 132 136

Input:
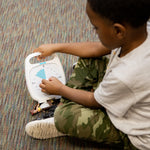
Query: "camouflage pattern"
54 57 138 150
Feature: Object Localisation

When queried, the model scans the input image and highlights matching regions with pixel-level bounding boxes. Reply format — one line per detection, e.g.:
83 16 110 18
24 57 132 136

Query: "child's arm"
34 42 111 60
40 77 102 108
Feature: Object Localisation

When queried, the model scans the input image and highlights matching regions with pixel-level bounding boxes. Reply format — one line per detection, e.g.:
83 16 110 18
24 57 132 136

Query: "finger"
41 89 50 94
33 47 41 53
48 77 52 81
37 56 44 61
39 83 46 89
49 76 56 81
37 55 45 61
41 79 48 84
41 89 47 93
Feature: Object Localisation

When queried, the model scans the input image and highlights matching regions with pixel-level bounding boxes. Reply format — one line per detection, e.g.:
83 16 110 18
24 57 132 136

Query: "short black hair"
87 0 150 28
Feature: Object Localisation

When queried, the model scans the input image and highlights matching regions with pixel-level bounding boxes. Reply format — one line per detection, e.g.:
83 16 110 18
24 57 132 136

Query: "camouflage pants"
54 57 138 150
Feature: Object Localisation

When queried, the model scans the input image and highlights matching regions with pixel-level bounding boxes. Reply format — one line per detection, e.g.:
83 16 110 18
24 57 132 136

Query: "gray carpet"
0 0 115 149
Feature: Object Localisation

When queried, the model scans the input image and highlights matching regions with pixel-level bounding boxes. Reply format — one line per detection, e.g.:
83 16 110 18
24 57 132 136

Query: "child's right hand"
33 44 56 60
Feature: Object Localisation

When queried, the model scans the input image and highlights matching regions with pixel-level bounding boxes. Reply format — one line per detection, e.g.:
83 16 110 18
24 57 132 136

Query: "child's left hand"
39 77 64 95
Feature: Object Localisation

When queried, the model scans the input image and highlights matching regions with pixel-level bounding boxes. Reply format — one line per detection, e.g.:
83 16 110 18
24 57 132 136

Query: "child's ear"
113 23 126 39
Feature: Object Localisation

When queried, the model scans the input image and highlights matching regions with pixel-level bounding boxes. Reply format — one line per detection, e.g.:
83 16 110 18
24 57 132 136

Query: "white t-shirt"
94 31 150 150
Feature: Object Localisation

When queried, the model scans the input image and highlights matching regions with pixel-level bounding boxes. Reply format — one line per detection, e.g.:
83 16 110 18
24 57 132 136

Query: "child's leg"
55 102 137 149
54 57 137 149
55 57 113 141
55 102 120 142
61 57 109 103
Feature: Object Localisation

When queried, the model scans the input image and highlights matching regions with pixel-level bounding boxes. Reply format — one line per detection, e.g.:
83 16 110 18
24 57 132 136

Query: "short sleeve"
94 71 135 117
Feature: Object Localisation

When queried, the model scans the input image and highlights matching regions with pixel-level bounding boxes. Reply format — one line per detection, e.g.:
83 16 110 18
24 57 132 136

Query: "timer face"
29 63 64 91
25 53 66 103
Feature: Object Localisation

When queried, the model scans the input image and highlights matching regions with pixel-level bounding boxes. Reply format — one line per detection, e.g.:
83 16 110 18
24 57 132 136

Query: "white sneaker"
25 117 65 139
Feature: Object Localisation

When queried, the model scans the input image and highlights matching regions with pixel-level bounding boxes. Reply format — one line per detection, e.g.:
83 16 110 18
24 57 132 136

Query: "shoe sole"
25 120 65 139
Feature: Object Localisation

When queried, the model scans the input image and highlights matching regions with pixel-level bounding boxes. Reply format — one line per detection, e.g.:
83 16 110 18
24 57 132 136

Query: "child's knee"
54 104 73 134
54 102 83 135
54 106 63 130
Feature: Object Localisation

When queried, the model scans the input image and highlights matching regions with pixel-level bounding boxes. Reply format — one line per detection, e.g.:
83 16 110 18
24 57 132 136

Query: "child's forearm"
40 77 102 108
59 84 102 108
50 42 111 58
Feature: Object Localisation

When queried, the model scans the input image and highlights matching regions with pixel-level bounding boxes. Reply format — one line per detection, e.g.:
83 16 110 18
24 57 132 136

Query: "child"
25 0 150 149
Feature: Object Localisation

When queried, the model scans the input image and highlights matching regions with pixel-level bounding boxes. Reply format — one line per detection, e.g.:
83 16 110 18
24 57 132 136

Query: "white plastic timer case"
25 52 66 108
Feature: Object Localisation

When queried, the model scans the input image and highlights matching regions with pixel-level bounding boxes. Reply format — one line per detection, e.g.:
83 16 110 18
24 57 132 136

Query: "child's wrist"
58 84 65 95
48 43 62 54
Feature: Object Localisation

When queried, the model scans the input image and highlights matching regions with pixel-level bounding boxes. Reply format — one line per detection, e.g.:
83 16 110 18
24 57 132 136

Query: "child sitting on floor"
25 0 150 149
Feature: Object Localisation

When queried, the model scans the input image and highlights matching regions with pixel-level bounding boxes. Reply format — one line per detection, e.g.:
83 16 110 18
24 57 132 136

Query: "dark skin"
86 2 147 57
37 2 148 108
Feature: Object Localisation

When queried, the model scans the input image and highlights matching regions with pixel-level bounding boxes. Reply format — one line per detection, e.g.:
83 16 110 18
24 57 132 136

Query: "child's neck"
119 24 148 57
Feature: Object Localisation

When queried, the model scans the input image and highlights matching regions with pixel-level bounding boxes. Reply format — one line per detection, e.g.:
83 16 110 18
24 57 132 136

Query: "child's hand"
33 44 55 60
39 77 64 95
